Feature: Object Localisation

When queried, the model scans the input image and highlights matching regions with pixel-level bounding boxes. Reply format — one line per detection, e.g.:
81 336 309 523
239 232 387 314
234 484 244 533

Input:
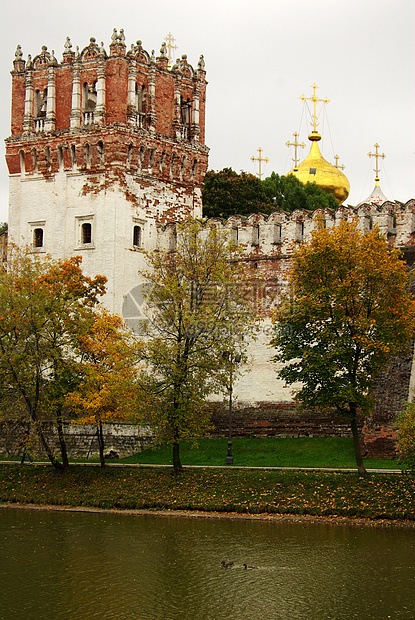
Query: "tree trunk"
349 404 367 476
172 439 182 475
56 409 69 470
97 423 105 468
33 420 64 471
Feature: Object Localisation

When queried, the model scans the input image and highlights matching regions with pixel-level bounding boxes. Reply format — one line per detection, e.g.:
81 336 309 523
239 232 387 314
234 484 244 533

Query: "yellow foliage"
65 306 143 426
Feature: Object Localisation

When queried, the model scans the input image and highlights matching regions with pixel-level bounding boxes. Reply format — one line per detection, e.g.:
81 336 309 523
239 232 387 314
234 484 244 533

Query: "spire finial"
250 147 269 179
164 32 178 69
286 132 305 171
368 143 386 185
300 83 329 135
334 154 345 170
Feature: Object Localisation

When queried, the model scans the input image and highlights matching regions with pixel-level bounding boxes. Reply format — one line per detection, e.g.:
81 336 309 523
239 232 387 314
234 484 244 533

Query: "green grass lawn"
118 436 401 470
0 464 413 521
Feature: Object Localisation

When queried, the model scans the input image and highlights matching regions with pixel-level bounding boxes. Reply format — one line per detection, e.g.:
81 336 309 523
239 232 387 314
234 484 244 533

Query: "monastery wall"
6 33 415 458
156 203 415 457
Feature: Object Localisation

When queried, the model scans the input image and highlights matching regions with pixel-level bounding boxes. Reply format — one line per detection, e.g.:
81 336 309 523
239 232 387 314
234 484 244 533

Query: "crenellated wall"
157 203 415 457
159 199 415 261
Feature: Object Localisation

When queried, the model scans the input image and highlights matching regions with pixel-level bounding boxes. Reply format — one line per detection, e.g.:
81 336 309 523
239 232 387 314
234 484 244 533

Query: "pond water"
1 507 414 620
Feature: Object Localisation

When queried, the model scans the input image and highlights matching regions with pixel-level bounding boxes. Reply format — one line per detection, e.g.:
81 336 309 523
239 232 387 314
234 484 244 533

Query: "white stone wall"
232 319 296 406
8 167 202 316
9 163 415 408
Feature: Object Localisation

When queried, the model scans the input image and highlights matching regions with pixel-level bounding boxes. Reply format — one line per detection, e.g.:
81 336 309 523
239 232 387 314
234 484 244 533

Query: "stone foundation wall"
0 422 154 460
208 402 360 439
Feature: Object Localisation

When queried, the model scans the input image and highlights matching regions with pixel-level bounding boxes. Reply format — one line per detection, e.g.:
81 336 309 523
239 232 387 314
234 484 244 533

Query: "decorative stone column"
95 49 106 125
173 76 182 140
127 58 138 126
44 51 57 133
191 82 200 143
22 60 34 135
148 61 157 133
70 52 81 131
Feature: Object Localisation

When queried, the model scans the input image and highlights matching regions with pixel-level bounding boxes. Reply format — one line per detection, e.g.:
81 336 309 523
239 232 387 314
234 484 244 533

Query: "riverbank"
1 463 414 522
3 502 415 530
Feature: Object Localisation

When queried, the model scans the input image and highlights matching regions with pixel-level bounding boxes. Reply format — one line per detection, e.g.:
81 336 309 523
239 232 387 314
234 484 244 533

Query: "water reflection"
1 507 414 619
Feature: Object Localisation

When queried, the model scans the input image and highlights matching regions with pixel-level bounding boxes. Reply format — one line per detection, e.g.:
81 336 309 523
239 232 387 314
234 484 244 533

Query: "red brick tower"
5 33 209 314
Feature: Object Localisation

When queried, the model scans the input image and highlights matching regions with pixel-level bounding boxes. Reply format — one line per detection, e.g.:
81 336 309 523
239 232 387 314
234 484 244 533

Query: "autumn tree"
65 307 143 467
138 220 257 474
0 247 106 470
271 219 415 475
202 168 273 218
262 172 339 213
395 404 415 472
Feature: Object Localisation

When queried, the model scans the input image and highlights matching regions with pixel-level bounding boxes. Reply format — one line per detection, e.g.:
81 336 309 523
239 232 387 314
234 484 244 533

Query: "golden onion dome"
288 130 350 204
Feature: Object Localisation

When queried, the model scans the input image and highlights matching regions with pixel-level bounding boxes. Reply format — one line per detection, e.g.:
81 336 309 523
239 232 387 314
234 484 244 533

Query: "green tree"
202 167 272 218
395 403 415 472
262 172 339 213
271 219 415 475
65 308 143 467
0 247 106 469
138 220 257 474
0 223 8 236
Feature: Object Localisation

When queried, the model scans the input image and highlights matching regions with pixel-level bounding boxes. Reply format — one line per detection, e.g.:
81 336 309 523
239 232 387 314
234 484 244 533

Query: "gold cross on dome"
286 132 305 170
368 143 386 184
164 32 178 68
251 147 269 179
300 83 330 133
334 154 345 170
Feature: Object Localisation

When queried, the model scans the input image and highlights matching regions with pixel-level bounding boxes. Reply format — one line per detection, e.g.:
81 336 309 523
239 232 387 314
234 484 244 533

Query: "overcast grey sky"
1 0 413 222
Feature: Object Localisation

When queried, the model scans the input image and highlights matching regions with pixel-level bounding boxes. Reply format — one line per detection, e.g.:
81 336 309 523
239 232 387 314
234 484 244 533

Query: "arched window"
32 149 37 172
274 223 282 244
57 145 63 170
180 96 191 140
169 229 177 252
82 82 96 125
35 88 47 118
296 220 304 242
252 224 260 246
170 153 176 178
180 156 186 180
19 151 25 174
82 222 92 244
127 144 133 167
160 151 166 173
34 88 47 132
33 228 44 248
388 214 397 235
84 144 91 169
133 225 141 248
135 84 146 128
139 146 145 167
71 144 77 168
45 146 51 170
97 141 105 165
